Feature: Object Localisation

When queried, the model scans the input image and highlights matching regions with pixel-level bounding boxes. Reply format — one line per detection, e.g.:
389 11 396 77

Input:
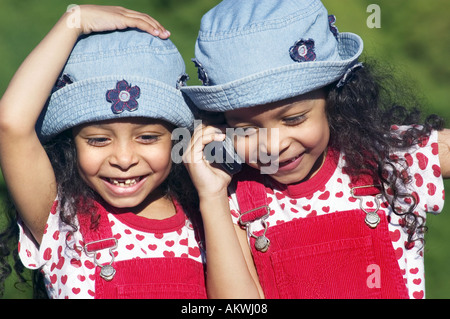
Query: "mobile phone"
203 135 243 174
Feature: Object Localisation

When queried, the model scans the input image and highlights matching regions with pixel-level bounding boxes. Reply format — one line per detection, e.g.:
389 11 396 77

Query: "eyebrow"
225 101 300 125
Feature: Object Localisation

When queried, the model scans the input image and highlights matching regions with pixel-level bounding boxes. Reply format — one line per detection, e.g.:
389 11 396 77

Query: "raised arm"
438 128 450 178
183 124 264 298
0 5 169 244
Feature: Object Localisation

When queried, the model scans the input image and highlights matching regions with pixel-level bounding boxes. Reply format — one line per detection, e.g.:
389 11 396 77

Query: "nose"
260 127 290 157
109 141 139 170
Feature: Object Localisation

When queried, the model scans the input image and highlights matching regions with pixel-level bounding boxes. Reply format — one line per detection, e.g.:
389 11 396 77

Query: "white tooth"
109 177 139 187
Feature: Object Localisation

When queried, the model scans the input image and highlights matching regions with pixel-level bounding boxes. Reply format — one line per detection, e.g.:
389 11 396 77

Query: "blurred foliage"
0 0 449 298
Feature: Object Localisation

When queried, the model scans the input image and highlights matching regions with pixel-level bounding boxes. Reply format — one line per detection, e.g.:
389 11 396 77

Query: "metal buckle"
351 185 382 229
238 205 271 253
84 238 118 281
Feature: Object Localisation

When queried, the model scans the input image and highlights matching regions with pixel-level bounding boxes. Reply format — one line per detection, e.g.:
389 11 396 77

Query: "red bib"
77 202 207 299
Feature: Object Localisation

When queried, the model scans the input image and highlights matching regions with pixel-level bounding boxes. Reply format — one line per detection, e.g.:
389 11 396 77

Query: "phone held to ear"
203 135 243 174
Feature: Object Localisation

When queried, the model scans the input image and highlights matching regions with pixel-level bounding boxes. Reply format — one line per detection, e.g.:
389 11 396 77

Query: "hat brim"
182 32 363 112
38 75 194 141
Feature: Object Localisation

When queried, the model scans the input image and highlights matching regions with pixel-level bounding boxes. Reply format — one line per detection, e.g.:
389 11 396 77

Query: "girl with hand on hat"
182 0 450 299
0 5 205 299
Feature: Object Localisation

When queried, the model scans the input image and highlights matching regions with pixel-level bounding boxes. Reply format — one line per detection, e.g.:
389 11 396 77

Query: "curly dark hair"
0 127 201 298
326 58 444 248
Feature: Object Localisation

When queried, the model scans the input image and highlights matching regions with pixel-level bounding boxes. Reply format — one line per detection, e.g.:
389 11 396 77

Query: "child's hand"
64 5 170 38
183 124 232 199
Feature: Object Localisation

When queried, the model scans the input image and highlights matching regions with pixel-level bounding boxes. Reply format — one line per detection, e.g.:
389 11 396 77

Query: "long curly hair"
0 127 200 298
326 58 444 248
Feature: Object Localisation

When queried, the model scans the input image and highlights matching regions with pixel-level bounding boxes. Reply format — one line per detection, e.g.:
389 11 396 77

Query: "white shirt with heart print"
228 128 445 299
18 201 204 299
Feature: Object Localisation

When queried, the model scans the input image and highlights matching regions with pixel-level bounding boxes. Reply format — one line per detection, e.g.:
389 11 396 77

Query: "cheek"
234 135 259 163
146 145 173 174
302 115 330 151
76 147 101 177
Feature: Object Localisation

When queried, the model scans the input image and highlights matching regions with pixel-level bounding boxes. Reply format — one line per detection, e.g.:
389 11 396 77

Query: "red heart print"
275 192 285 200
43 248 52 261
427 183 436 196
189 247 201 257
432 164 441 177
389 229 401 242
165 240 175 247
409 267 419 274
431 143 438 155
84 260 95 269
318 191 330 200
414 173 423 187
413 290 424 299
72 287 81 295
70 258 82 268
416 152 428 170
404 153 413 167
163 251 175 258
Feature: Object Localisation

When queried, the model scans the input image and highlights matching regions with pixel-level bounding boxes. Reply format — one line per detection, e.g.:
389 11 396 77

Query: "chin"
267 168 309 185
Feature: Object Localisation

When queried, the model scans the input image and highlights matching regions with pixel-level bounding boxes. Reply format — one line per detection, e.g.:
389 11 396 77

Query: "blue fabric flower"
191 58 210 86
52 74 74 93
328 15 339 39
106 80 140 114
176 73 190 89
289 38 316 63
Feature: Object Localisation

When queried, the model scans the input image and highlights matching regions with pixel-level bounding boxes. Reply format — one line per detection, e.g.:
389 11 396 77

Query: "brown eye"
138 134 159 143
283 115 306 126
87 137 109 146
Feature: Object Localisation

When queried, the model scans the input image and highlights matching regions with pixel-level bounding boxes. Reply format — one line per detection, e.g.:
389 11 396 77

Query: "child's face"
73 118 174 211
225 89 329 185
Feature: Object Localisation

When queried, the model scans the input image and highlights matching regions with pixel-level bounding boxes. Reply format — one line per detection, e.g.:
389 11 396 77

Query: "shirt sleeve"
17 200 64 269
393 128 445 215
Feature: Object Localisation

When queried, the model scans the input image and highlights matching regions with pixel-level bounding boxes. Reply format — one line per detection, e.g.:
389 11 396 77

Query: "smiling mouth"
104 176 146 187
278 154 302 167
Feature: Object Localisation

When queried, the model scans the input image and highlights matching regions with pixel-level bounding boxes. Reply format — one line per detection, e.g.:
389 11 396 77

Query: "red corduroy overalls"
77 202 207 299
234 167 409 299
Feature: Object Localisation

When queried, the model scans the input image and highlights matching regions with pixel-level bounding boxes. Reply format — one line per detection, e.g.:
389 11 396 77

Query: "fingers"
75 5 171 39
119 7 171 38
183 124 226 165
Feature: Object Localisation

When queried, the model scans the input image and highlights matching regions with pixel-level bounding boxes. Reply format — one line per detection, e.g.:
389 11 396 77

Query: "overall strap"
348 170 382 196
234 167 271 252
234 167 269 224
348 170 383 228
77 201 117 251
234 164 384 236
77 201 118 281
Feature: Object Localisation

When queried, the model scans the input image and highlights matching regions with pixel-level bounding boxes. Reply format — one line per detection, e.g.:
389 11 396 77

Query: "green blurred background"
0 0 449 298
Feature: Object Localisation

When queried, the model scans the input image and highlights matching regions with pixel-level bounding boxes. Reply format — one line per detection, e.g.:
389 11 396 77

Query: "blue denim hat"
181 0 364 112
38 29 193 140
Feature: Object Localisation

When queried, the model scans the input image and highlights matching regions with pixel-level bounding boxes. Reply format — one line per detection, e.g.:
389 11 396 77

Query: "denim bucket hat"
38 29 193 140
181 0 364 112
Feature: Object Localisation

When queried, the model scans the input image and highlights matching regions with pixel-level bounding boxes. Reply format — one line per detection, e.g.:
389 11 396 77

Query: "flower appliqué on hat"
289 39 316 63
191 58 210 86
52 74 74 93
106 80 141 114
328 15 339 39
176 73 190 89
